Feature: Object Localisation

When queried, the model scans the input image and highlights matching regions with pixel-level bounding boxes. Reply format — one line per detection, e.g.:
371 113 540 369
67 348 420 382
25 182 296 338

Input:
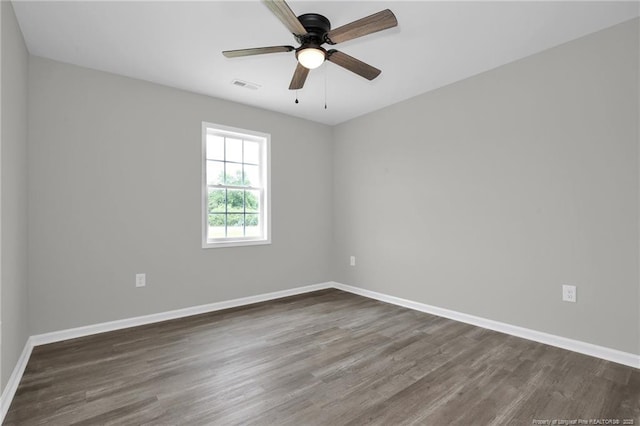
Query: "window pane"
208 214 226 238
244 140 260 165
244 164 260 187
245 190 260 213
245 214 260 237
208 188 226 213
225 163 243 185
207 160 224 185
206 134 225 160
226 138 243 163
227 190 244 213
227 214 244 237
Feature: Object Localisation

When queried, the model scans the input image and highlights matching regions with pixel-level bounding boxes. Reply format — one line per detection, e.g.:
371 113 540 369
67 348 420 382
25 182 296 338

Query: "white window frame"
201 122 271 248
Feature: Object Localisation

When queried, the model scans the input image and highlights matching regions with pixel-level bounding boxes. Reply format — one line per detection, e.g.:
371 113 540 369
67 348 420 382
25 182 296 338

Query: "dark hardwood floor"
4 289 640 425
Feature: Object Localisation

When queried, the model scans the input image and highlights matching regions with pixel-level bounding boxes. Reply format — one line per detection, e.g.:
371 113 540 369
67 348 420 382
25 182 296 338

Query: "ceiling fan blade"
289 63 310 90
326 9 397 44
223 46 295 58
262 0 307 36
327 50 381 81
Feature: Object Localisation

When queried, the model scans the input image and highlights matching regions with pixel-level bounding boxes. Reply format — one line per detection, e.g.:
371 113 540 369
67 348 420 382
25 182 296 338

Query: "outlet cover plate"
136 273 146 288
562 284 576 302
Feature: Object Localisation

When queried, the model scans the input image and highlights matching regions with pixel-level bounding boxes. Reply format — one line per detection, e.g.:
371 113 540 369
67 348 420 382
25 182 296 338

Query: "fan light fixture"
297 47 325 69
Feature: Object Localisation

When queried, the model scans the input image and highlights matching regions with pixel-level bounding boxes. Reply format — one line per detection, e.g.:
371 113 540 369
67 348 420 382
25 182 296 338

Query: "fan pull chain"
324 67 328 110
295 90 299 104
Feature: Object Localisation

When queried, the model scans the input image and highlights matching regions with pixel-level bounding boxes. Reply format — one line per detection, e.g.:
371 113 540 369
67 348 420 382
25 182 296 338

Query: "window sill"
202 238 271 249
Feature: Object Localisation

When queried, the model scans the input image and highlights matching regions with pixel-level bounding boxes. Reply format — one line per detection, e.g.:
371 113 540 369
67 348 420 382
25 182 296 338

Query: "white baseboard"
1 337 34 422
31 282 333 346
331 281 640 369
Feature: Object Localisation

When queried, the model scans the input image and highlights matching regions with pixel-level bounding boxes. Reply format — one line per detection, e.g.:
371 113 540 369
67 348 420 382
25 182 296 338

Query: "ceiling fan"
222 0 398 90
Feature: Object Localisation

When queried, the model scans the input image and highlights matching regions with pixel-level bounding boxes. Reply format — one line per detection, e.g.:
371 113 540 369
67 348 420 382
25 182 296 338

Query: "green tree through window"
208 170 259 227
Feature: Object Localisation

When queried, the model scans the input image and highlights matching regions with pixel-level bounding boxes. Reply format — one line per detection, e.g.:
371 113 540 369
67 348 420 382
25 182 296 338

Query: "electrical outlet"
350 256 356 266
562 285 576 302
136 273 146 288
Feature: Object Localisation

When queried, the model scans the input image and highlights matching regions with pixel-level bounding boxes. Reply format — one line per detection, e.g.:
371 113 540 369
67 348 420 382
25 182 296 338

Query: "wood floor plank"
4 289 639 425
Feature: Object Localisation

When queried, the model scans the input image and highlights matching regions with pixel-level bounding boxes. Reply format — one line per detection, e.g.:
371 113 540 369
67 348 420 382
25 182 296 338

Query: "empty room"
1 0 639 424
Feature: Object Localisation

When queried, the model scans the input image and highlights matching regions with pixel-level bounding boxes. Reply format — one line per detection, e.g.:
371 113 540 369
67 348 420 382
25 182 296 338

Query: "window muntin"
202 123 270 248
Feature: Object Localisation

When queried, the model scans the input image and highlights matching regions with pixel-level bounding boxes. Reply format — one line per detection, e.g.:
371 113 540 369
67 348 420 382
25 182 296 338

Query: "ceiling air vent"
231 79 260 90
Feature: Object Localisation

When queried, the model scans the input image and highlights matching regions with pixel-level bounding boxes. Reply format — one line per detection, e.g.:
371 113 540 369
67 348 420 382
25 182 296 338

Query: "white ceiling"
12 1 640 125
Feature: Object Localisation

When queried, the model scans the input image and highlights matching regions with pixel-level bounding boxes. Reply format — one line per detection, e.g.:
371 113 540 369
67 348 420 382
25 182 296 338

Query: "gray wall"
28 57 333 334
333 19 639 354
1 0 29 389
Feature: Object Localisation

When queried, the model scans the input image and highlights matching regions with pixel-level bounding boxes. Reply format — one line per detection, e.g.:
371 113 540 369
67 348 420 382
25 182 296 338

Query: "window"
202 122 270 248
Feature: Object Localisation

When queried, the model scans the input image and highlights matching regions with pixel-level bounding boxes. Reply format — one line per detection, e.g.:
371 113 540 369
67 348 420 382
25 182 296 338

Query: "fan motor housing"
296 13 331 45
